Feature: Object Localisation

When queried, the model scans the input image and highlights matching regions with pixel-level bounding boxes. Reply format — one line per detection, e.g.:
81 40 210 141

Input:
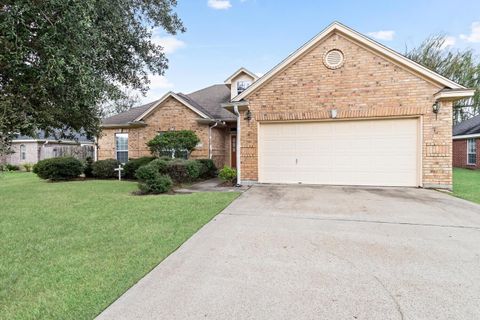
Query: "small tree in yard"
147 130 200 159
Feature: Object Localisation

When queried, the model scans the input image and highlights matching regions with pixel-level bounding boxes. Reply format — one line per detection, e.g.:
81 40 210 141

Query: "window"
20 144 26 160
237 80 251 95
467 138 477 165
115 133 128 163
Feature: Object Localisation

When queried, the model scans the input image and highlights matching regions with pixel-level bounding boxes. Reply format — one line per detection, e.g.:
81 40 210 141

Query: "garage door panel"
259 119 419 187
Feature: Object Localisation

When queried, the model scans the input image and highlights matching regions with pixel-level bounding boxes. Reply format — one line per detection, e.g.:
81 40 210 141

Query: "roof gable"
224 67 258 85
134 92 211 121
233 21 466 102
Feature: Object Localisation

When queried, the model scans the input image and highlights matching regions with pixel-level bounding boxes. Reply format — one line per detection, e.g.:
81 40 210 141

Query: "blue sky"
142 0 480 104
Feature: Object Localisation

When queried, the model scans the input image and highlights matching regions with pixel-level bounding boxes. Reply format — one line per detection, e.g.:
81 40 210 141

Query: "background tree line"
405 35 480 123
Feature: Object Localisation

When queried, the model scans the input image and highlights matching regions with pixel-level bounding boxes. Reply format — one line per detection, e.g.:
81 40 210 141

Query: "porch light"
432 102 440 114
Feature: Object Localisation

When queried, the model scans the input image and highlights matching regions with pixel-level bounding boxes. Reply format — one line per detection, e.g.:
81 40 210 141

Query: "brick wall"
240 32 454 188
2 142 40 165
98 97 225 163
453 138 479 169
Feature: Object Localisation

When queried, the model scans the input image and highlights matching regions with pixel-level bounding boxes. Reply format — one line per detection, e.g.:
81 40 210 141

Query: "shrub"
123 156 156 179
166 159 200 183
185 160 200 180
83 157 94 177
0 163 19 171
23 163 33 172
5 164 20 171
218 166 237 184
135 165 172 194
91 159 120 179
195 159 217 178
147 159 169 174
147 130 200 159
33 157 83 181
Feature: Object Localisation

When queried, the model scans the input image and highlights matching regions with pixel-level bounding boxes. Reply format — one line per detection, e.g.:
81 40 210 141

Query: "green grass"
0 173 239 320
453 168 480 204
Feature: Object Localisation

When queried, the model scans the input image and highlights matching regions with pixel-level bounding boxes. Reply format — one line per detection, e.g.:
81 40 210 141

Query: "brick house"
453 115 480 169
99 22 474 189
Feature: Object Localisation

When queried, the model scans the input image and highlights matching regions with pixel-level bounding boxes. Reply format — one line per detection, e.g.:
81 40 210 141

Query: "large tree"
405 35 480 123
0 0 185 154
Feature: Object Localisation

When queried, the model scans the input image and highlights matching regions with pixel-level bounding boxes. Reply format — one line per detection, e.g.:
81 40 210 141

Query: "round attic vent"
324 49 344 69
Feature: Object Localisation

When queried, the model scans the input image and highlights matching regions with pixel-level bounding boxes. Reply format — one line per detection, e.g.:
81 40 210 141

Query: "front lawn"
0 173 239 320
453 168 480 204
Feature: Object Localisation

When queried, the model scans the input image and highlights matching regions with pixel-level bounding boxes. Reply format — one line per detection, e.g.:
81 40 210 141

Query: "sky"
141 0 480 104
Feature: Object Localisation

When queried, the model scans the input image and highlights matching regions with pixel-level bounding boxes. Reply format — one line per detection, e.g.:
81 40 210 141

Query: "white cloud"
367 30 395 41
148 74 174 90
207 0 232 10
440 36 456 49
151 35 186 54
460 21 480 43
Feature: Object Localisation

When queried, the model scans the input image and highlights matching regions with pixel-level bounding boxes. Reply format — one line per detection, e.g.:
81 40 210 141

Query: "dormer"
224 67 259 100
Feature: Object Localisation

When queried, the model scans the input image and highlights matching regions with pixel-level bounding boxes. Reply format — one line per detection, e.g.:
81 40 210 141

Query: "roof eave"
221 101 250 113
453 133 480 140
101 121 147 129
434 89 475 101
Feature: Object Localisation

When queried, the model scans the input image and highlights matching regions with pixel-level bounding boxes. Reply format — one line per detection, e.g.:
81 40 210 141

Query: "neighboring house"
1 130 95 166
453 115 480 169
99 22 474 189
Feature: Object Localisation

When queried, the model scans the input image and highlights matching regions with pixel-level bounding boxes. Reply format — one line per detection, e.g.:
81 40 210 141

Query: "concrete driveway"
97 185 480 320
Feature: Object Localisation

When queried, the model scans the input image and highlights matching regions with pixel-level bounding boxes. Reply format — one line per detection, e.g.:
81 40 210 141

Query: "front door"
231 135 237 168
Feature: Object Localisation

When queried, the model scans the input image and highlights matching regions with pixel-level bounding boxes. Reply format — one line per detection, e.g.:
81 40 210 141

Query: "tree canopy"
147 130 200 158
405 35 480 123
0 0 185 154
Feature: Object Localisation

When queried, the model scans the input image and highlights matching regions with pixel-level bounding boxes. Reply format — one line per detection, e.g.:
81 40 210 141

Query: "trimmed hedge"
136 164 172 194
123 156 155 179
91 159 120 179
33 157 83 181
148 159 169 174
166 159 200 183
83 157 94 178
196 159 217 178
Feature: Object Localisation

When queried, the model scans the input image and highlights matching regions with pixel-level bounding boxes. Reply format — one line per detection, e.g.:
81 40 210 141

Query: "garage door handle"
296 158 298 164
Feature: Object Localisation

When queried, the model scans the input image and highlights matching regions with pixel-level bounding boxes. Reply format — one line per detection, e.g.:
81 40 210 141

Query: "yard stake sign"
114 165 124 181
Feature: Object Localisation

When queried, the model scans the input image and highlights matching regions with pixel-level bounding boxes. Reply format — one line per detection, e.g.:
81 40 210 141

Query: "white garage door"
258 118 420 187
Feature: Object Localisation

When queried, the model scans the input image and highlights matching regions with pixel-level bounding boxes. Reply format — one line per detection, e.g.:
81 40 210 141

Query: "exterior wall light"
432 102 440 120
244 110 252 121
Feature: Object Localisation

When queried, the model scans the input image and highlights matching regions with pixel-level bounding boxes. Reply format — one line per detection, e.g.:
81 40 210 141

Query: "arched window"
20 144 26 160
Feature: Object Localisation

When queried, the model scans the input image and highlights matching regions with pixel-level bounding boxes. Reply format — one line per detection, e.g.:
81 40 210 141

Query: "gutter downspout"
233 106 241 186
208 121 219 160
94 136 98 161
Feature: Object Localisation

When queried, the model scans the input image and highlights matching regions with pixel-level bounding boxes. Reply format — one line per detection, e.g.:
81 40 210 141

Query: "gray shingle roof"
184 84 234 120
102 100 158 125
101 84 234 125
453 115 480 136
13 130 93 143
